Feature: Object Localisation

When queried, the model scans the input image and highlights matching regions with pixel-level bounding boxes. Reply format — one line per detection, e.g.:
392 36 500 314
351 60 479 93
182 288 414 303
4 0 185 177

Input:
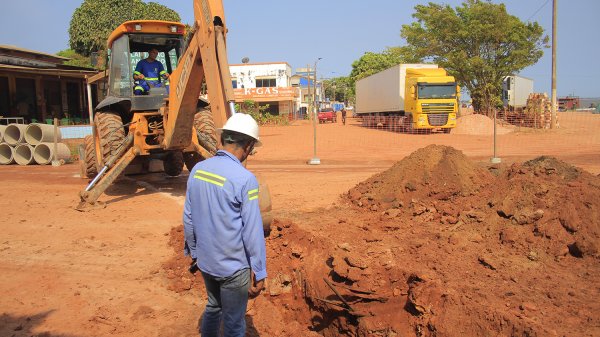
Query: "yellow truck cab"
404 68 458 131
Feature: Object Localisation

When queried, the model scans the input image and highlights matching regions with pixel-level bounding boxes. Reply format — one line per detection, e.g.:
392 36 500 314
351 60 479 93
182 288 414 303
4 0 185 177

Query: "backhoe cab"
103 21 185 111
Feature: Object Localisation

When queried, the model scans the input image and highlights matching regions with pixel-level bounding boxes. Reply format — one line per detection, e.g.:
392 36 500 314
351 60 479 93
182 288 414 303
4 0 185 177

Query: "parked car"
318 108 337 123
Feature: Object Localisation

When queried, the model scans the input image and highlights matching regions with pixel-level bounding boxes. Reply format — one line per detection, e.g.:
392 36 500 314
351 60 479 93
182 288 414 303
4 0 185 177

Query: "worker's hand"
248 272 265 299
136 74 145 80
188 258 199 274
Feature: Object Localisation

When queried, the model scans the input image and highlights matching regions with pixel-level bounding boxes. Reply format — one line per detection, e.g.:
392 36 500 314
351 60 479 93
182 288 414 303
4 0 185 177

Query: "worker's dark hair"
221 130 255 149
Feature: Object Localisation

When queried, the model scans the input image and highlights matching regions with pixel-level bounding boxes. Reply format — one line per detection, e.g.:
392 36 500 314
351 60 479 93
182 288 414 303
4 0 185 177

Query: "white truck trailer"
502 75 534 109
355 64 459 133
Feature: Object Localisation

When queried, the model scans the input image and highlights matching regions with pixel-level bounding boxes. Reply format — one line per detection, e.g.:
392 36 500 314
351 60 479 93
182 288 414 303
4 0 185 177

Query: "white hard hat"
219 113 262 147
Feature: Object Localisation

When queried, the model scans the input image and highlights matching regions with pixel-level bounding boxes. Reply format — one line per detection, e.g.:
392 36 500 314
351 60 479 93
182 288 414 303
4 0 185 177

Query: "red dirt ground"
1 112 599 336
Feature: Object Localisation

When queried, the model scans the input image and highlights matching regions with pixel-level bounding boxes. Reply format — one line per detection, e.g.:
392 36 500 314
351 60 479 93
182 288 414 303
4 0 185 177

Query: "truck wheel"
193 108 218 155
83 135 98 178
164 151 184 176
404 115 414 134
94 113 126 166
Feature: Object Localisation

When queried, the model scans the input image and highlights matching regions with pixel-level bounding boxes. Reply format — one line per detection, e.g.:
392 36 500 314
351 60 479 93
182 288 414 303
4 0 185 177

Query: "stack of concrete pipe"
0 123 70 165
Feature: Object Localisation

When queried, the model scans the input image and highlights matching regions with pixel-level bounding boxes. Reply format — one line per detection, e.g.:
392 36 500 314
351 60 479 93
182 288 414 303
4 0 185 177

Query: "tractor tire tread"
193 108 218 155
164 151 184 177
83 135 98 178
95 113 125 165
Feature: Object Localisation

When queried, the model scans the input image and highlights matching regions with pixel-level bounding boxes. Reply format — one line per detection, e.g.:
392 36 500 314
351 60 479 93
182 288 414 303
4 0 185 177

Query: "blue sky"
1 0 598 97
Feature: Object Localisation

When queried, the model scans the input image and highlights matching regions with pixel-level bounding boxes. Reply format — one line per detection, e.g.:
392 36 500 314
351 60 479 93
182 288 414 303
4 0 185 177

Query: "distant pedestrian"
183 113 267 337
341 108 347 125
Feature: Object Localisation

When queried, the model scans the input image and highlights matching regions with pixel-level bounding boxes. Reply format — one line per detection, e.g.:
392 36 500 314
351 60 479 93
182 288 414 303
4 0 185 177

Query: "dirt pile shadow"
0 311 81 337
163 145 600 336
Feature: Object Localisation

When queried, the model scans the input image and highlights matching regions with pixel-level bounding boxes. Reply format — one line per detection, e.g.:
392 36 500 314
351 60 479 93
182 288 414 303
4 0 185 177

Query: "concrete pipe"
0 125 6 142
14 143 36 165
4 124 28 146
0 143 15 165
25 123 62 146
33 142 71 165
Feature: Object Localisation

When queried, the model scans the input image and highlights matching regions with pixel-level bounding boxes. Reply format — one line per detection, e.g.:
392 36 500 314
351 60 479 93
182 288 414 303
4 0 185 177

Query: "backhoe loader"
78 0 272 226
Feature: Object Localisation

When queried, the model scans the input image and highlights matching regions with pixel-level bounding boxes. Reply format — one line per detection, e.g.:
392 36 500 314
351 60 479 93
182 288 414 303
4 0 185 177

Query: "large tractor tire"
94 113 126 167
194 108 218 155
164 151 184 177
83 135 98 178
184 108 218 172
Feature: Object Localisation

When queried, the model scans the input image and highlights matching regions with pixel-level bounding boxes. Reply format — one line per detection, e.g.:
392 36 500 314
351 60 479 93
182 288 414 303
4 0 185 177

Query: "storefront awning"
0 64 97 79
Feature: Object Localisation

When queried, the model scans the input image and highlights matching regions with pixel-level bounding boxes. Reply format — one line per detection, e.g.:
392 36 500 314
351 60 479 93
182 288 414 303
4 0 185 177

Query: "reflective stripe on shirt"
194 169 227 187
248 188 259 200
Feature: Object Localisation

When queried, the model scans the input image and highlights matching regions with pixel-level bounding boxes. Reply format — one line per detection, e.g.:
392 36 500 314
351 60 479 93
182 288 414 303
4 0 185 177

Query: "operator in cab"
133 48 170 95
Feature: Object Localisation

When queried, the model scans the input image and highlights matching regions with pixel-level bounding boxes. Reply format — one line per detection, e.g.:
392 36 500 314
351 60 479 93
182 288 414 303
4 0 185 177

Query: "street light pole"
308 57 322 165
550 0 557 129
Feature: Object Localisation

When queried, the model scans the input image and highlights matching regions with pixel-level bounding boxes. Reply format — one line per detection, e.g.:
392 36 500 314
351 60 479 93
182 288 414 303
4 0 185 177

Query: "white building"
229 62 300 116
502 75 534 108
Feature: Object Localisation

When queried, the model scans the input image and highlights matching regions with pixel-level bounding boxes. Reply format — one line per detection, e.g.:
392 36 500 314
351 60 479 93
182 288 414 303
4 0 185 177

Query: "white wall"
229 63 291 89
503 75 534 108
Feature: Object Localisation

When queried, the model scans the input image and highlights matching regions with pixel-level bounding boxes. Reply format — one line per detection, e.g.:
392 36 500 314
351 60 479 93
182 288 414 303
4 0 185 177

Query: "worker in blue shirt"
133 48 170 95
183 113 266 337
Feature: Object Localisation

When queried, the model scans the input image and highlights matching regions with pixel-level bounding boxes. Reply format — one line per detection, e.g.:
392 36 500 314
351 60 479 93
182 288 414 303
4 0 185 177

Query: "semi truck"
355 64 459 133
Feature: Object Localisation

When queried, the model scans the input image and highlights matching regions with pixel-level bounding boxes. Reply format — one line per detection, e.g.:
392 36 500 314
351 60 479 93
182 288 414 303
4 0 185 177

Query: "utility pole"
314 60 319 112
306 64 311 120
308 58 322 165
550 0 557 129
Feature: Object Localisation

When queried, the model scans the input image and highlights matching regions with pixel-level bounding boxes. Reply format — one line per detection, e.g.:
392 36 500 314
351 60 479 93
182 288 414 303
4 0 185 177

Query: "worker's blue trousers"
200 268 250 337
133 80 169 95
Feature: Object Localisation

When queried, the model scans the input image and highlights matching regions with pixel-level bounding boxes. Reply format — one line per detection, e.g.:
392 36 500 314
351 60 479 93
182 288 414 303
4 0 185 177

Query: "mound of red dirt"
347 145 600 261
347 144 494 211
490 156 600 259
453 113 514 135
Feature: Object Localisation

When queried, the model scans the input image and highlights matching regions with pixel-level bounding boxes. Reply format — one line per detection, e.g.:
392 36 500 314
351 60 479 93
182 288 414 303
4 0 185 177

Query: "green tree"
401 0 548 114
235 100 289 126
348 46 420 98
56 49 94 68
324 77 353 104
349 46 420 83
68 0 180 57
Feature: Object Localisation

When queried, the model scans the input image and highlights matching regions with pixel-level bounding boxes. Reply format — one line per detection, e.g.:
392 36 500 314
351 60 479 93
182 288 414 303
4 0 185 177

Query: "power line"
527 0 551 21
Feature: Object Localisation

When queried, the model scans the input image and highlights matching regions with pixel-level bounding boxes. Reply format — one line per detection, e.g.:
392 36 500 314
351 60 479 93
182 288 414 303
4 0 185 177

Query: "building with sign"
230 62 300 117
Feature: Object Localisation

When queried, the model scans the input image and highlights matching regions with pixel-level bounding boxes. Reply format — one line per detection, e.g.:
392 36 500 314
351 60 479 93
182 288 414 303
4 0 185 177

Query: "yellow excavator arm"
163 0 236 149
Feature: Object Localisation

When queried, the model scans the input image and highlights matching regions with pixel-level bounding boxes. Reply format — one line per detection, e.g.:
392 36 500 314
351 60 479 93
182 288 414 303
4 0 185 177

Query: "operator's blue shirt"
183 150 267 281
134 59 166 83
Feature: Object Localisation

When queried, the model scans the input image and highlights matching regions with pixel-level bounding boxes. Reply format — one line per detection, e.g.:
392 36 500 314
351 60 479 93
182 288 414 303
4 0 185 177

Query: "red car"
318 108 337 123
